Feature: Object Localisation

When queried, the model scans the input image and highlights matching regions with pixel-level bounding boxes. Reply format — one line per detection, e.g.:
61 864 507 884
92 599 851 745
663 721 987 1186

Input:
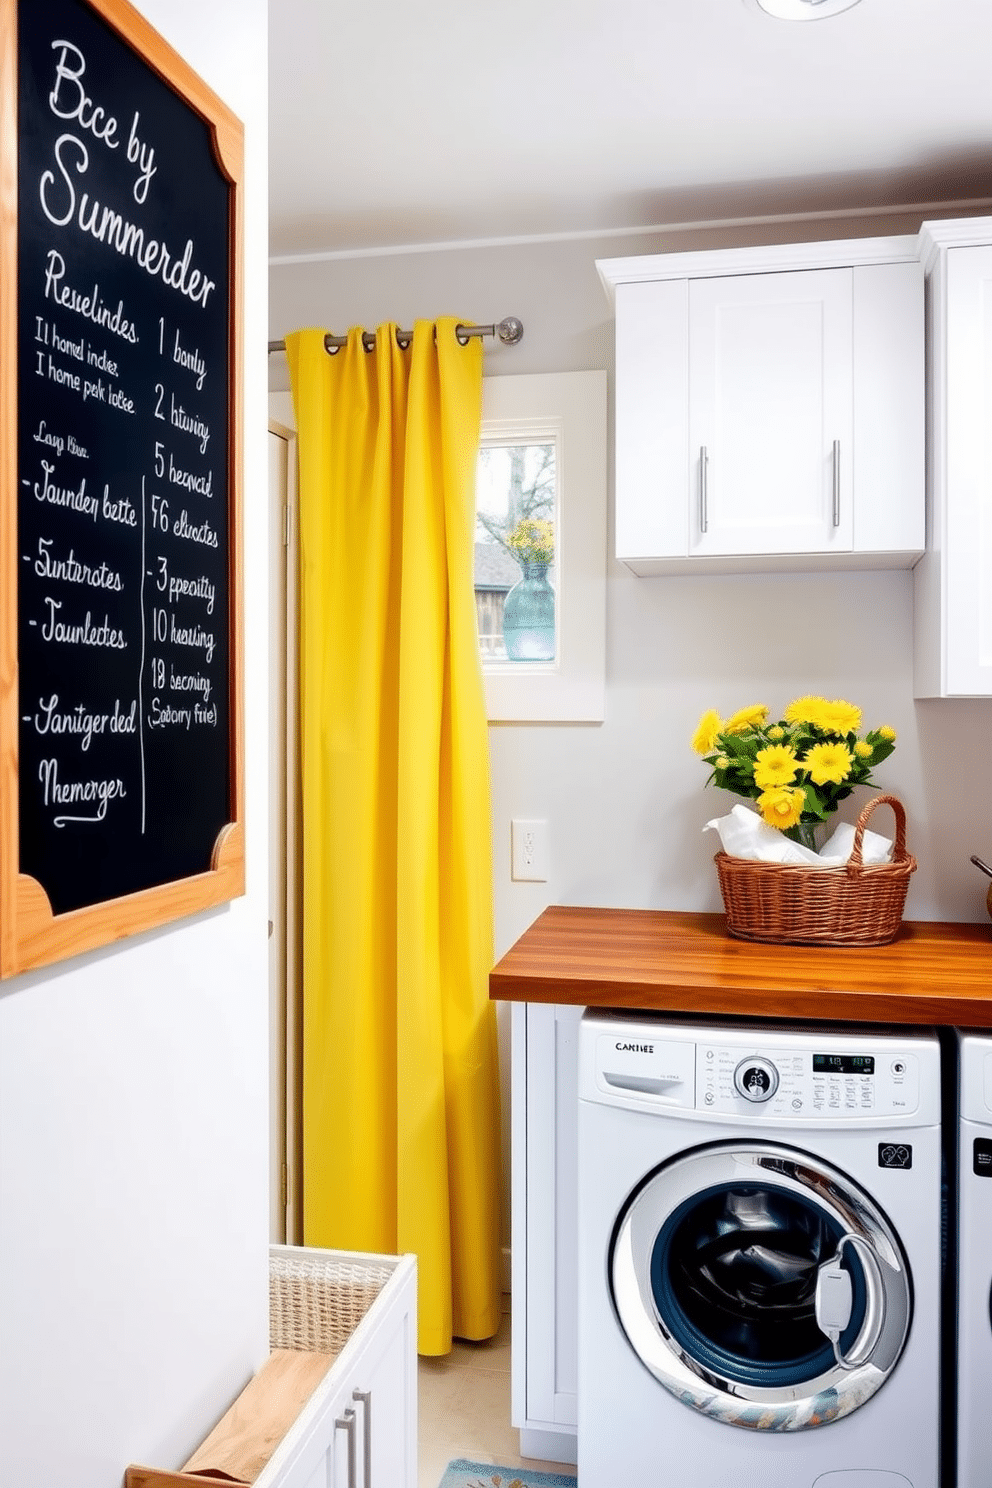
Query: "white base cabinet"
511 1002 580 1464
598 236 924 576
260 1247 417 1488
916 217 992 697
127 1248 417 1488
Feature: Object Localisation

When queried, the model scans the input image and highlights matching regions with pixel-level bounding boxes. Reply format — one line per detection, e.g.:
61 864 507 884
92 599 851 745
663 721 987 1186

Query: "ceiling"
268 0 992 260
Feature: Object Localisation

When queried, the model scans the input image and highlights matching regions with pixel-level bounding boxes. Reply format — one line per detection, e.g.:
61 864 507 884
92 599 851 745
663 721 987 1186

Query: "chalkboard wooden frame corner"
2 824 244 975
0 0 246 981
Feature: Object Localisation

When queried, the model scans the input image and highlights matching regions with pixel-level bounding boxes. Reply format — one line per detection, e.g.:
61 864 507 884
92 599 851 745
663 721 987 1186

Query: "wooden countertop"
489 906 992 1027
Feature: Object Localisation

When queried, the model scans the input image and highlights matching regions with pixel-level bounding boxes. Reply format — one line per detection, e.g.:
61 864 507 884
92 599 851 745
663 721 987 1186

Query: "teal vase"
502 561 556 660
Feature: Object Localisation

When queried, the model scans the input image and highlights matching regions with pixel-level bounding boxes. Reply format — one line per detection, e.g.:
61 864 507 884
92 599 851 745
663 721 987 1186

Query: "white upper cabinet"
689 267 853 558
599 238 925 576
915 219 992 698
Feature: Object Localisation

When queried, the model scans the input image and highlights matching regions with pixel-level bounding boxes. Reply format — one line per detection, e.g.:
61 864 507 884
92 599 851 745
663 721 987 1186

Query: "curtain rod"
267 317 523 355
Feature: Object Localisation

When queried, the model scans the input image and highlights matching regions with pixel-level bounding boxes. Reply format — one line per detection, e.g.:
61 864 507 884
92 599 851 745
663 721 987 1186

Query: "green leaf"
721 735 751 758
802 782 830 820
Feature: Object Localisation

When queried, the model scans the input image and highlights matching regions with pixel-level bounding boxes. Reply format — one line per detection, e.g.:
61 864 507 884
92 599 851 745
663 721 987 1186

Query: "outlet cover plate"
511 819 549 882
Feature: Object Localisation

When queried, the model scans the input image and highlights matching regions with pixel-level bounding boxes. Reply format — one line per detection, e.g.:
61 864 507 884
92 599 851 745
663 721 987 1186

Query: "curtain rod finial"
497 317 524 346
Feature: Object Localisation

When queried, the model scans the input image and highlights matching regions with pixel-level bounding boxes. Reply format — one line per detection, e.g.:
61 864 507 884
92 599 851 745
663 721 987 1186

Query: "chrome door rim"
610 1141 912 1431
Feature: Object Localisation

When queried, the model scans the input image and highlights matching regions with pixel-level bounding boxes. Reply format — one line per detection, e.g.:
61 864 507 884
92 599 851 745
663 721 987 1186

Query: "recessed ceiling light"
746 0 863 18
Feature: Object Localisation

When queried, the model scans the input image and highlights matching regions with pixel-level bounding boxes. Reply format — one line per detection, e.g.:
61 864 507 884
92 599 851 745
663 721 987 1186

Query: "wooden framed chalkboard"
0 0 244 976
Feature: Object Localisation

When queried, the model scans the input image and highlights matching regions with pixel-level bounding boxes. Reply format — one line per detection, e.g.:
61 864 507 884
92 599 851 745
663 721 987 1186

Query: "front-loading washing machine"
578 1010 942 1488
954 1030 992 1486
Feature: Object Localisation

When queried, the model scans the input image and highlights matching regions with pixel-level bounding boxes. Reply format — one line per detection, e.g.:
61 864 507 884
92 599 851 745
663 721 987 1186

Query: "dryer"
577 1011 942 1488
954 1030 992 1487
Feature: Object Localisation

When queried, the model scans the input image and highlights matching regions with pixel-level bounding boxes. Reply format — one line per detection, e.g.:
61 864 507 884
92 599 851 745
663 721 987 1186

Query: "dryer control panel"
698 1041 920 1119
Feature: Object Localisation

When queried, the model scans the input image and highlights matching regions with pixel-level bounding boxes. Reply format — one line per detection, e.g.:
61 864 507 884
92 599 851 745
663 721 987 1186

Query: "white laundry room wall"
270 207 992 1256
0 3 270 1485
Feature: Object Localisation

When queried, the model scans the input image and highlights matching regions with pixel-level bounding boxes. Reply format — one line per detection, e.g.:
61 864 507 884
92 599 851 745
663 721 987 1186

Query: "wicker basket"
715 793 917 947
269 1249 396 1355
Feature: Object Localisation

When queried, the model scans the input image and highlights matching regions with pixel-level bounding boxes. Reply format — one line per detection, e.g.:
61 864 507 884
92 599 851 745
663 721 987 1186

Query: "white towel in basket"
704 804 894 869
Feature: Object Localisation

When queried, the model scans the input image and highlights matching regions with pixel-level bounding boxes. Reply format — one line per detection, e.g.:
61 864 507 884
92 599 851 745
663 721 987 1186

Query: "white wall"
270 207 992 1260
0 4 270 1483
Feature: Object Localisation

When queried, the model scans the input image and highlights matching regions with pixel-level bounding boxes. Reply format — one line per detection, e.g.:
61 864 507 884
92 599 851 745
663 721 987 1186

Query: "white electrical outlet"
511 819 549 882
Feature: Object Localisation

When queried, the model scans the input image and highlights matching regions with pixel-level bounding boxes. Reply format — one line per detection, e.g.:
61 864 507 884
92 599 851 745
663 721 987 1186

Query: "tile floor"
418 1299 571 1488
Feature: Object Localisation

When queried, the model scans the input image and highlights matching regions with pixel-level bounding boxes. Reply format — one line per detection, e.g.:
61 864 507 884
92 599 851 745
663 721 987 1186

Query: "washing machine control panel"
698 1043 921 1119
733 1055 779 1102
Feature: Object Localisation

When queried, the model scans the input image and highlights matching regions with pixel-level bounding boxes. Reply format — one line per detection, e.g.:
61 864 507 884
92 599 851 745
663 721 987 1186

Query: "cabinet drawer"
126 1247 417 1488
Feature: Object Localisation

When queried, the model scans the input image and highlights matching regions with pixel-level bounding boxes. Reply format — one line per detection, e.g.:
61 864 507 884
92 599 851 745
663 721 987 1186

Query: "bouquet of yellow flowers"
692 695 897 845
506 517 554 566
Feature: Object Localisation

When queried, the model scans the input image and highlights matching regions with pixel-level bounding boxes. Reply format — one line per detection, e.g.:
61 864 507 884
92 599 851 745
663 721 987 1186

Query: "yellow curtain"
286 320 502 1355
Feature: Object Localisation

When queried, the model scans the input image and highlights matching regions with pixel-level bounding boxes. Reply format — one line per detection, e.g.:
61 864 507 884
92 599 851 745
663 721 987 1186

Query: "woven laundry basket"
715 793 917 947
269 1249 397 1354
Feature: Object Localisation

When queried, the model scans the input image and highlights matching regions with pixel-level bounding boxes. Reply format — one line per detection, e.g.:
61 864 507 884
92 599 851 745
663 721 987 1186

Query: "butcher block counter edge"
489 907 992 1028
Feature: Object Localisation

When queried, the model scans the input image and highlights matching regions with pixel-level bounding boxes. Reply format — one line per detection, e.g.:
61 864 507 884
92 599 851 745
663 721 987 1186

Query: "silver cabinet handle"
699 445 709 534
335 1406 357 1488
832 439 841 527
353 1389 372 1488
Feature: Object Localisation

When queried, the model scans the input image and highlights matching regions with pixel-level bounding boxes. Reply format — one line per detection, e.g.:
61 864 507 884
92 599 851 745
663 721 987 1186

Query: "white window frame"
480 371 606 722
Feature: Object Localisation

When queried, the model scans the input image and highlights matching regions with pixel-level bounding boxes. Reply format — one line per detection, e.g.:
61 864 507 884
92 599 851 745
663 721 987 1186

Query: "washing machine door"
610 1141 912 1432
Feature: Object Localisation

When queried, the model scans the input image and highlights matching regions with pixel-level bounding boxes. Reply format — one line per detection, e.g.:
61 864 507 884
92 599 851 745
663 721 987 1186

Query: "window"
475 441 557 662
475 371 606 722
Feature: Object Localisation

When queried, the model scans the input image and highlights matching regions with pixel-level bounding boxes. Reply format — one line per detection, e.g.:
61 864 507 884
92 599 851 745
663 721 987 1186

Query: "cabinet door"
688 268 853 556
851 260 924 559
944 245 992 694
351 1283 417 1488
516 1002 581 1440
614 278 689 564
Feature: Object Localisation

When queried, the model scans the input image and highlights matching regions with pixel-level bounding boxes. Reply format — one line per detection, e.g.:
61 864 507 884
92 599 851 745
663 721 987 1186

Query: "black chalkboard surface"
1 0 244 974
